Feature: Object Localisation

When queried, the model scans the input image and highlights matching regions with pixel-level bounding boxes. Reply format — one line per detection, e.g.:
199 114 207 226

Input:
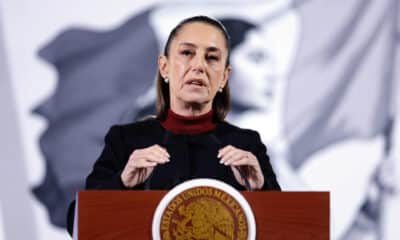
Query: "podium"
76 191 329 239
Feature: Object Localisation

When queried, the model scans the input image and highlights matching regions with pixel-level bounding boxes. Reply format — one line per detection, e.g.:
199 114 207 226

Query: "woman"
67 15 280 235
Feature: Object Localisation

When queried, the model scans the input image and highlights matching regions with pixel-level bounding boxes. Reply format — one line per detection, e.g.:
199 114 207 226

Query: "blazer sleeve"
67 125 145 236
85 125 146 190
250 131 281 191
85 125 129 190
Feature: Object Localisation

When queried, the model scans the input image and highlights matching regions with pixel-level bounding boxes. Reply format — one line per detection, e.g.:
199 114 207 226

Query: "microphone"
145 130 253 191
144 130 172 189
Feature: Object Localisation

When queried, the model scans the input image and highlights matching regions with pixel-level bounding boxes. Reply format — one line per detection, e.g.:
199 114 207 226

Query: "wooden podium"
76 191 329 239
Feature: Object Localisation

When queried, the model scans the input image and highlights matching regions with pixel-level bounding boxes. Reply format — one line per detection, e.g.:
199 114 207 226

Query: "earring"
218 87 223 92
164 77 169 83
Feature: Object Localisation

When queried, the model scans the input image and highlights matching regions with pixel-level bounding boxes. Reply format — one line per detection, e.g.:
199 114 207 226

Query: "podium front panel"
77 191 329 239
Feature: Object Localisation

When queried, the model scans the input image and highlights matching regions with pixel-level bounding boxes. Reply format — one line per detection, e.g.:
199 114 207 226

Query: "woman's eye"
181 50 193 56
207 55 219 61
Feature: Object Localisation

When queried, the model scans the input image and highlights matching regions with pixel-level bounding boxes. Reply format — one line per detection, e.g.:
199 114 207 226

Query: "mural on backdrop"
32 1 399 239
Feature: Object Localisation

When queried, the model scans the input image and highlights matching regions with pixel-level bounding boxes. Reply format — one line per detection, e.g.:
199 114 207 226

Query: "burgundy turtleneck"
161 109 216 135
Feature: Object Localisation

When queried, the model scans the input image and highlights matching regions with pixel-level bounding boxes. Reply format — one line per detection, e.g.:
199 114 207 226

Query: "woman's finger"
229 156 252 166
217 145 235 158
220 151 246 165
144 151 169 163
218 145 238 161
129 145 170 165
150 145 170 158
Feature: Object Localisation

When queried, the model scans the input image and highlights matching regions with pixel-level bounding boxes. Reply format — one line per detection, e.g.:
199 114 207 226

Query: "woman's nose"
191 55 205 74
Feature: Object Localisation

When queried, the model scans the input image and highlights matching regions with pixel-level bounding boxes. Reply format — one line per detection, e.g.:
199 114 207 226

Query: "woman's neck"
170 101 212 117
161 108 216 135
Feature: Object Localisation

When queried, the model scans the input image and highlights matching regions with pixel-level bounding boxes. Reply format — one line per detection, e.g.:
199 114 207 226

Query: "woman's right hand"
121 144 170 188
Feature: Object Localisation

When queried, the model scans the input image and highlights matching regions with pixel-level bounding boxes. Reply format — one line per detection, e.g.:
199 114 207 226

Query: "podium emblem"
152 179 256 240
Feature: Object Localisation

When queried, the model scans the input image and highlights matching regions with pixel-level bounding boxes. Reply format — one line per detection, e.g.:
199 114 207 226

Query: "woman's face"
159 22 231 112
230 29 277 111
229 15 299 113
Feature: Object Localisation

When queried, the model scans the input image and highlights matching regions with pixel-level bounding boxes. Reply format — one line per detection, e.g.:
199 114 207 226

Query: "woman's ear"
222 65 232 88
158 55 169 78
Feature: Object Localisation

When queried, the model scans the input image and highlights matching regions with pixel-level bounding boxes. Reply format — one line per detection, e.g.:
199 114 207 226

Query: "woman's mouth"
186 79 206 87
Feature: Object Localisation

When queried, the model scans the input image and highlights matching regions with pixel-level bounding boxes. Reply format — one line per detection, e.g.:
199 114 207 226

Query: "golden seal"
152 179 256 240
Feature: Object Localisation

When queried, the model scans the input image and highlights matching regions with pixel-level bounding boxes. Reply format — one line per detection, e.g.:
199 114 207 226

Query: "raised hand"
218 145 264 190
121 144 170 188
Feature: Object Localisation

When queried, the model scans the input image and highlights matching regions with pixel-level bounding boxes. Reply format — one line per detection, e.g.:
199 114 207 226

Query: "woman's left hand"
218 145 264 190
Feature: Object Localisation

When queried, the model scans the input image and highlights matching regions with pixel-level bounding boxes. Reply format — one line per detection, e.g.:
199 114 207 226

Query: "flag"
285 0 397 169
33 9 159 227
283 0 398 238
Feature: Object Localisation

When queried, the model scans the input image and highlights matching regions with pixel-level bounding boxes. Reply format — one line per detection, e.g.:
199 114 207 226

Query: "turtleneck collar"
161 109 216 135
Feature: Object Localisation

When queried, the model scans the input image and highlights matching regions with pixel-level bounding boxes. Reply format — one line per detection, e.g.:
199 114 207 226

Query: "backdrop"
1 0 399 239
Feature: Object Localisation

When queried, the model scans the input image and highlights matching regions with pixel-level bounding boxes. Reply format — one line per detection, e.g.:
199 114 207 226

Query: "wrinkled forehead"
172 22 229 51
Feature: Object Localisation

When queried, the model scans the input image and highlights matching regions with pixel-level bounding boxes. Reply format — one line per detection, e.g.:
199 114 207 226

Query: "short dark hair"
155 15 231 122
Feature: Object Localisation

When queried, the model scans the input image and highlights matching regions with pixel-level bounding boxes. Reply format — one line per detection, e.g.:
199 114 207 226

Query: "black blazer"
67 119 280 235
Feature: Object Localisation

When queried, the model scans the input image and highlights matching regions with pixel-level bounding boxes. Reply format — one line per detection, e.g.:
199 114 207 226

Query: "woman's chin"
182 98 210 107
180 94 210 104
